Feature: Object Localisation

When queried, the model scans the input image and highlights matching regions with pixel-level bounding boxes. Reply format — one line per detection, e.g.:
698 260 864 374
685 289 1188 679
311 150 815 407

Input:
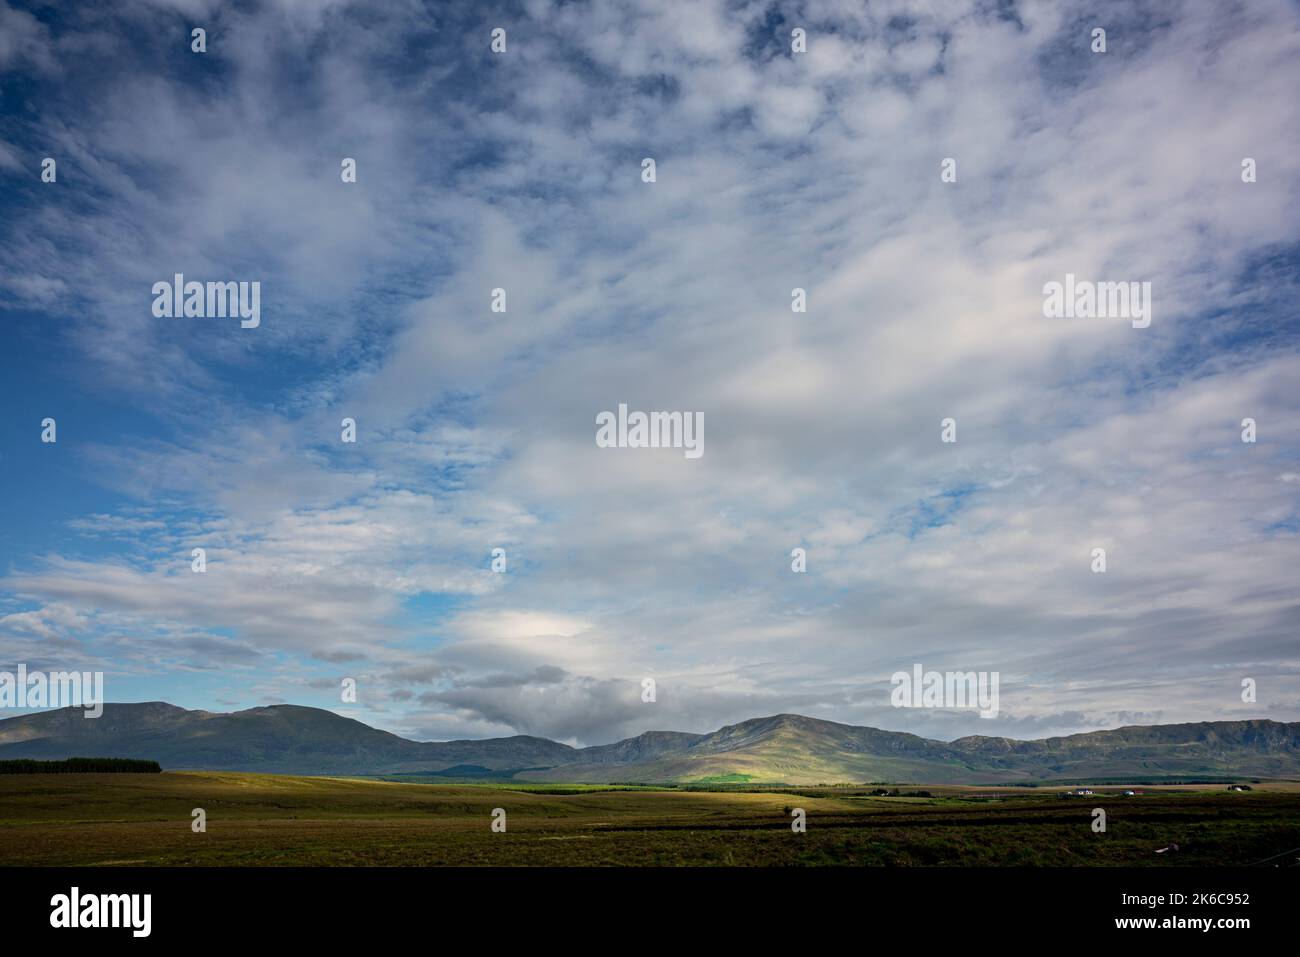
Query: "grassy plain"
1 772 1297 867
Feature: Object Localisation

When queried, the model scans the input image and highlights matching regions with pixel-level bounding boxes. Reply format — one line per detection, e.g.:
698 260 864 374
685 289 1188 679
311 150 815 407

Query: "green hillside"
2 705 1297 785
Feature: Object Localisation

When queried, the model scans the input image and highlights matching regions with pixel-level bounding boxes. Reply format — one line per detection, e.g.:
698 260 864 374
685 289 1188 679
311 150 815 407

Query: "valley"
1 771 1297 867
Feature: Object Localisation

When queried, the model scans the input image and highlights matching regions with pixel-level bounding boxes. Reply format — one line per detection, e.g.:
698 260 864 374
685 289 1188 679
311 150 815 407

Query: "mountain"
536 712 1300 784
531 714 973 783
0 702 576 775
2 703 1297 784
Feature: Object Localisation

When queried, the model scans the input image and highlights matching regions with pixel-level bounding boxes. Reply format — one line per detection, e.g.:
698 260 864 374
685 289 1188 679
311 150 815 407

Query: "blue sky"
1 0 1298 746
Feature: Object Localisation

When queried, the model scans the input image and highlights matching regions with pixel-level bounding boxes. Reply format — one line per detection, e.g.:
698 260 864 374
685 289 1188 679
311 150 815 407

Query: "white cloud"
2 0 1299 743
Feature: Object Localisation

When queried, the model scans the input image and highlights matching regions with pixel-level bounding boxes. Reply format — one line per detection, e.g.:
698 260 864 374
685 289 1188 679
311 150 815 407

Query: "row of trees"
0 757 161 774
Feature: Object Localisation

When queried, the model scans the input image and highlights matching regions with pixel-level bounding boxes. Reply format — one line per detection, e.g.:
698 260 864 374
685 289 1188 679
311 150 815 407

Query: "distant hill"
1 703 1297 783
0 702 576 775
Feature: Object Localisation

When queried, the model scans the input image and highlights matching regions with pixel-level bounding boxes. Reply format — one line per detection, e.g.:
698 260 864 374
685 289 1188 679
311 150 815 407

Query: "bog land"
1 772 1297 867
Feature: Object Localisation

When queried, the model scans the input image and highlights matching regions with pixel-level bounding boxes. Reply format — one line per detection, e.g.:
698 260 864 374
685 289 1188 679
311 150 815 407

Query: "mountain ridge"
2 702 1297 784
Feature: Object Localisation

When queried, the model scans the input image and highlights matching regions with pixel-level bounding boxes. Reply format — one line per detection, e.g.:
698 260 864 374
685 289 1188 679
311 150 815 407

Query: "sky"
0 0 1298 747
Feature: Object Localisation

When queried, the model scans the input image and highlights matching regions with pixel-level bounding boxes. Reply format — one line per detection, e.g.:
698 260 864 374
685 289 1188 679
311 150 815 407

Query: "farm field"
1 772 1297 867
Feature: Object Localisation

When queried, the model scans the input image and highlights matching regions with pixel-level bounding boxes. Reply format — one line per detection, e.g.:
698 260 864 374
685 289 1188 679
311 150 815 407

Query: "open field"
1 772 1298 867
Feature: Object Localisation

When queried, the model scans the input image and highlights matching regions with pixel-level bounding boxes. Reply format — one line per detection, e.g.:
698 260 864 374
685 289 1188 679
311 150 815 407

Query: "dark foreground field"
1 772 1297 866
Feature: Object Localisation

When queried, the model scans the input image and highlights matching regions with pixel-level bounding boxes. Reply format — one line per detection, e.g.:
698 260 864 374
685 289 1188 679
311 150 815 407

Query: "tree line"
0 757 161 774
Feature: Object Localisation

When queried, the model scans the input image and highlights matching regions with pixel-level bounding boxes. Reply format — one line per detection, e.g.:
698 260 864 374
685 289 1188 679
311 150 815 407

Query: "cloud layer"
2 0 1298 745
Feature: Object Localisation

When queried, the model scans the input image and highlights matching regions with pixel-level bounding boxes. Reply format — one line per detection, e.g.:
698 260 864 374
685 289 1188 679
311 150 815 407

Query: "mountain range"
2 703 1297 784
